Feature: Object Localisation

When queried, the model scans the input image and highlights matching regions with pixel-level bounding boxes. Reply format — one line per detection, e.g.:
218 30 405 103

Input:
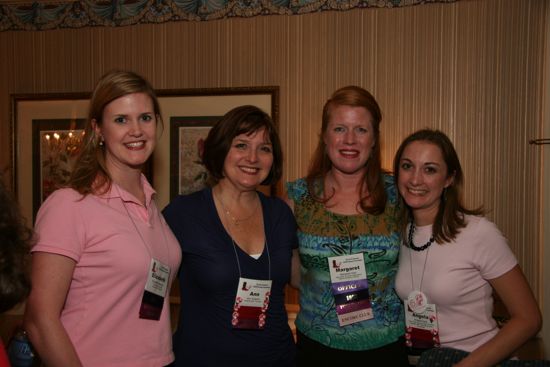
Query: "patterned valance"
0 0 457 31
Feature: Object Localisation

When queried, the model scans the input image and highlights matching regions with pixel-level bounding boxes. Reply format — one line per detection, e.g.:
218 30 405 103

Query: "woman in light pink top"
24 70 181 367
394 129 541 367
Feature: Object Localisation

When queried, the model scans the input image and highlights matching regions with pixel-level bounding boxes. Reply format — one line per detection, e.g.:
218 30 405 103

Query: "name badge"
328 253 373 326
404 292 440 351
232 277 272 330
139 259 170 320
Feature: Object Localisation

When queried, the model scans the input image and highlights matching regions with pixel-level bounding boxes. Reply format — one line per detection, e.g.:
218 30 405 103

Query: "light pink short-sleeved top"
33 177 182 367
396 215 517 352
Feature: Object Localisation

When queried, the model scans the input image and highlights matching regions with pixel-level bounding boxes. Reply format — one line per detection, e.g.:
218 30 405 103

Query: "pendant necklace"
216 190 260 226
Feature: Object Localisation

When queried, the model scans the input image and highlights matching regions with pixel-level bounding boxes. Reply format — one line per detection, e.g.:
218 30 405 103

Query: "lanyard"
230 238 272 281
118 185 170 262
407 223 431 292
216 190 272 281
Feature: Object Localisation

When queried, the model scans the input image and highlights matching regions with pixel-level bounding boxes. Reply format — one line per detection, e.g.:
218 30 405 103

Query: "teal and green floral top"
286 175 404 350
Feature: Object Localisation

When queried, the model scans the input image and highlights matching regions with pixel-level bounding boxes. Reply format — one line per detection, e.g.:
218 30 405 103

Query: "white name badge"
232 277 272 330
328 253 373 326
145 259 170 297
139 259 170 320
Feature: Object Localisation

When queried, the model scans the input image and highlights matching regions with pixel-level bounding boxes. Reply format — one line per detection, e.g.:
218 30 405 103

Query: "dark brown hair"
69 70 161 195
202 105 282 186
306 85 387 214
0 173 31 313
393 129 483 243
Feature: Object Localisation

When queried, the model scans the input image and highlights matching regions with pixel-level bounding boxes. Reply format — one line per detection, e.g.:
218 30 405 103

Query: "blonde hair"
69 70 161 195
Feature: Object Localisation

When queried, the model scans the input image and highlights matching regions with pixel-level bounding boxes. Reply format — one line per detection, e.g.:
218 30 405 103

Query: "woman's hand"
453 265 541 367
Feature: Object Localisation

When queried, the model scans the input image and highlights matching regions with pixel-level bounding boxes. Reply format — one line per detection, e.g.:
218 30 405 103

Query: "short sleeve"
32 188 87 262
272 196 298 250
285 178 307 203
162 191 213 254
383 174 397 205
472 217 517 280
162 196 184 240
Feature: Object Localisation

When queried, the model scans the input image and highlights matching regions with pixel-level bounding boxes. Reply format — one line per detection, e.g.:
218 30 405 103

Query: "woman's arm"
282 192 301 289
290 249 301 289
454 265 541 367
282 191 295 212
24 252 83 367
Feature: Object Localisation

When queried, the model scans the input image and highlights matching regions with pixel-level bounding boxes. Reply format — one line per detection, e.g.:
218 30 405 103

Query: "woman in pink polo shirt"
24 70 182 366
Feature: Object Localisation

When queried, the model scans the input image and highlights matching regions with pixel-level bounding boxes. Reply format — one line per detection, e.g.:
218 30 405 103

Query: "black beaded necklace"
407 221 435 252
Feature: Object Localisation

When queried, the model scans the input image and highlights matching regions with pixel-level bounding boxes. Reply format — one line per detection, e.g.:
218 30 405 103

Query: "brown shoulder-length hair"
202 105 283 186
0 173 31 313
393 129 483 243
68 70 162 195
306 85 387 215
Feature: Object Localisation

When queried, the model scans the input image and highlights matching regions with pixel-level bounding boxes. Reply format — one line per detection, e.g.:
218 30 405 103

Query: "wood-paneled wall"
0 0 546 303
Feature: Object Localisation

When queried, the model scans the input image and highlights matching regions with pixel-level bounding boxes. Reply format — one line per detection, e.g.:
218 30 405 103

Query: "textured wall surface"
0 0 546 304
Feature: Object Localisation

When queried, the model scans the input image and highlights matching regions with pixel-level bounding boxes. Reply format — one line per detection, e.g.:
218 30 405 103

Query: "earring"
98 138 104 147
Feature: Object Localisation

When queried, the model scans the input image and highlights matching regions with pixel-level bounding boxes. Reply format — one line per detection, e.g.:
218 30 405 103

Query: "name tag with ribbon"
328 253 373 326
232 277 272 330
139 258 170 320
405 291 440 351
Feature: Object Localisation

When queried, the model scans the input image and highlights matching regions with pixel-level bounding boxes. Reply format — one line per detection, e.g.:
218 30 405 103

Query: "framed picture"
32 118 86 218
170 116 220 199
11 86 279 223
155 86 279 207
11 93 90 223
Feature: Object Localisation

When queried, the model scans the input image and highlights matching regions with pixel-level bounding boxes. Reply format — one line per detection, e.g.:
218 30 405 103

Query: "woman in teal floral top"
285 86 407 365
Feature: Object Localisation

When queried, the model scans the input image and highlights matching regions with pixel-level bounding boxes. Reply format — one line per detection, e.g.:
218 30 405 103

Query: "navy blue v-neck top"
163 188 297 367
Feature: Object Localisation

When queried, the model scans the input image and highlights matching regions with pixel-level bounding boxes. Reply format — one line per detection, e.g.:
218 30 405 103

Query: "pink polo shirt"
33 177 182 367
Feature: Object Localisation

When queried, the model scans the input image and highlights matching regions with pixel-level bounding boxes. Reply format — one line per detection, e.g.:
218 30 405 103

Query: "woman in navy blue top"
163 105 298 367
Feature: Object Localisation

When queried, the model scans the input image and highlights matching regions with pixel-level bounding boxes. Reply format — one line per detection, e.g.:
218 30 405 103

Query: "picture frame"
155 86 279 208
10 86 279 223
11 93 90 223
32 118 86 219
169 116 220 199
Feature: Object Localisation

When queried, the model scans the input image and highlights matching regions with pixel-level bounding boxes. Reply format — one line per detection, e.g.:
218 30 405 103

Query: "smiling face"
397 140 454 225
94 92 157 176
324 105 375 177
221 128 274 192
